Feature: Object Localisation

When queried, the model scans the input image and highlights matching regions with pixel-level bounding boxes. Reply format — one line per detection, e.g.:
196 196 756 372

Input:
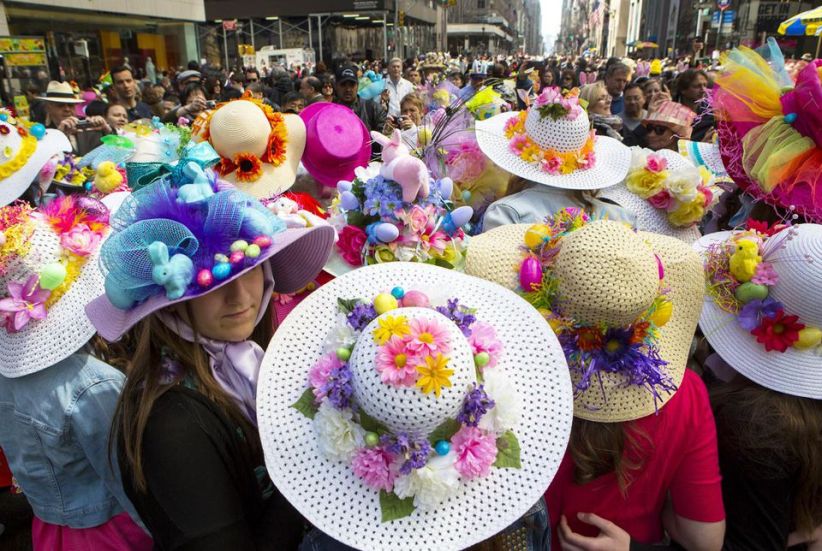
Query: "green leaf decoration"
537 103 571 121
522 271 561 311
427 418 461 446
493 431 522 469
337 298 361 314
290 387 318 419
358 410 390 435
433 257 455 270
379 490 415 522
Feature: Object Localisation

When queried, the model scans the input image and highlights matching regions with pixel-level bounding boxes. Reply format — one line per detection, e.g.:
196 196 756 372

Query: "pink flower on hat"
352 446 399 491
646 154 668 173
337 225 367 267
541 157 562 174
60 224 102 257
451 426 498 479
0 274 50 333
406 317 450 357
698 185 714 207
468 322 503 369
309 352 342 401
375 336 419 386
648 189 674 210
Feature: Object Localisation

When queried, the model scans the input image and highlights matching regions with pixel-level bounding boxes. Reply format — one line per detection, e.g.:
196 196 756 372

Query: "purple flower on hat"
319 362 354 410
435 298 476 336
347 302 378 331
0 274 50 333
456 383 495 427
381 432 432 474
738 296 782 332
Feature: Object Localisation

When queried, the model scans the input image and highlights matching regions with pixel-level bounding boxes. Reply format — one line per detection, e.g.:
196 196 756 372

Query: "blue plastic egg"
337 180 353 193
391 287 405 299
212 262 231 281
30 123 46 140
434 440 451 456
438 177 453 199
340 190 359 211
784 112 798 124
374 222 399 243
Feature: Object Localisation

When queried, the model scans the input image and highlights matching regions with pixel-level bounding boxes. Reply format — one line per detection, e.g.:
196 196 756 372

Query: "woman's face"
683 74 708 101
644 80 662 102
322 82 334 97
106 104 128 129
187 89 207 106
561 74 574 88
401 102 422 125
646 123 676 151
541 71 554 86
591 89 612 115
448 74 464 88
176 265 265 342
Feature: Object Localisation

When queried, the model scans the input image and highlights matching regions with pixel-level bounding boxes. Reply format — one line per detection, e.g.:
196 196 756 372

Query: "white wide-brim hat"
257 262 574 550
476 111 631 190
598 148 702 243
694 227 822 399
0 192 124 377
678 139 728 179
0 130 71 207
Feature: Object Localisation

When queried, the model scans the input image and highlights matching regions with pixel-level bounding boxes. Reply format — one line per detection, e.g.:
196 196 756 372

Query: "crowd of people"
0 41 820 551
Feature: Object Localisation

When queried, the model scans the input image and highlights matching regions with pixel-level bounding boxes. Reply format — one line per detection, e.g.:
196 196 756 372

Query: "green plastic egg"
734 282 769 303
39 262 67 290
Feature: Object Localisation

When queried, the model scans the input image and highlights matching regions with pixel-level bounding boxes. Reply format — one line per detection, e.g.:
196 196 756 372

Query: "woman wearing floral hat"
85 170 335 549
696 224 822 550
0 194 152 550
465 214 726 549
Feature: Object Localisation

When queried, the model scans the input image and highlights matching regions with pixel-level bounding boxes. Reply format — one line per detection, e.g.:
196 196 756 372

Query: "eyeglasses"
247 78 259 83
646 124 670 135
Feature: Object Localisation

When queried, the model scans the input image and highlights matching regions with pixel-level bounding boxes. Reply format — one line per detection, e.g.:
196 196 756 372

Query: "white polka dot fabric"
257 262 574 550
524 107 590 152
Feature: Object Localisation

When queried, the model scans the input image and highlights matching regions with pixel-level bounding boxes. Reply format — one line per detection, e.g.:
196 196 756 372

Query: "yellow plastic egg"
524 224 552 250
794 327 822 350
648 300 673 327
373 293 398 315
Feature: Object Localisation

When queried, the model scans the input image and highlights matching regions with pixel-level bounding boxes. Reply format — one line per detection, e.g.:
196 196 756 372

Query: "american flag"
589 0 604 29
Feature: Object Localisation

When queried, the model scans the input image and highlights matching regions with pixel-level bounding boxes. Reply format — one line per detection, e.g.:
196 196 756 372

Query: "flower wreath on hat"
517 208 676 409
0 196 109 333
0 110 50 180
503 87 595 176
292 287 521 521
626 148 719 227
192 94 288 183
702 222 822 353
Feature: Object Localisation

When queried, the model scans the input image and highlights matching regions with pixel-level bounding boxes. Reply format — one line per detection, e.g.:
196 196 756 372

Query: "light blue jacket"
0 353 141 529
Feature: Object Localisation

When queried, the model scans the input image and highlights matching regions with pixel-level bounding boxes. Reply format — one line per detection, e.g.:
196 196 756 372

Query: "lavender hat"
299 102 371 188
85 167 334 341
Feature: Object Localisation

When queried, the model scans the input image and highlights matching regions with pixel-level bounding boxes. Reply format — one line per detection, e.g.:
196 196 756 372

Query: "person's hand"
186 95 208 116
86 116 110 133
57 116 80 135
383 116 397 135
399 115 414 130
558 513 631 551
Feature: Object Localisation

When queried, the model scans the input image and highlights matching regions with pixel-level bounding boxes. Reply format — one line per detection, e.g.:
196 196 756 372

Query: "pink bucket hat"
299 102 371 188
643 101 696 138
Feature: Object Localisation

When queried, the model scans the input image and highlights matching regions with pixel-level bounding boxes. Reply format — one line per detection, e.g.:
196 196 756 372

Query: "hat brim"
257 262 573 550
464 223 704 422
37 96 84 104
598 149 702 244
678 139 728 178
476 112 631 190
0 129 72 207
694 231 822 399
86 225 335 342
300 103 371 187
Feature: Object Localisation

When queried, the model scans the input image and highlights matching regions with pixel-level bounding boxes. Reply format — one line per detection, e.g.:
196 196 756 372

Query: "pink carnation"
468 322 503 369
309 352 342 400
404 205 430 234
337 225 368 267
509 134 529 152
451 426 498 479
407 317 450 357
541 156 562 174
647 189 674 210
698 185 714 207
375 336 419 386
646 154 668 173
60 224 102 256
352 446 399 491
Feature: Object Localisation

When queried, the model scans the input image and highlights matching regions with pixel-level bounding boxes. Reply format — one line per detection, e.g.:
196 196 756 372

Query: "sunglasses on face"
247 78 259 83
647 124 670 135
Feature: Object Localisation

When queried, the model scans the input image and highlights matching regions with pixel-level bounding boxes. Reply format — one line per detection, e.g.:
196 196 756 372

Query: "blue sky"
541 0 562 51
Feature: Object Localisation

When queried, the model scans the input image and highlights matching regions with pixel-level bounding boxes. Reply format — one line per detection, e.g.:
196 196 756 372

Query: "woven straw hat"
465 221 704 422
0 193 121 377
475 105 630 190
695 225 822 399
678 139 728 180
195 99 306 199
598 148 703 243
257 262 574 550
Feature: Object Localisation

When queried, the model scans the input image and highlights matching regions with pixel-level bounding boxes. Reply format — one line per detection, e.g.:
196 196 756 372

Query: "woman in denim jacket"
0 195 151 550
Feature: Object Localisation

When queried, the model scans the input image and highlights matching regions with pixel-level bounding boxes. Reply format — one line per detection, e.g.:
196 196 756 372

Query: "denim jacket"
0 353 140 528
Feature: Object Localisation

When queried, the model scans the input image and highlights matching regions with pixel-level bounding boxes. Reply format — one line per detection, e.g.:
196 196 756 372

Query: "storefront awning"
446 24 512 42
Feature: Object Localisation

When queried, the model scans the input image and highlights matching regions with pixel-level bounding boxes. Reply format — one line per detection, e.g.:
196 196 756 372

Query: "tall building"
446 0 540 56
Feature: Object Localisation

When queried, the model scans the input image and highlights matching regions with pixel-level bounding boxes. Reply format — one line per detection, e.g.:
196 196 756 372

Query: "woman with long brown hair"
697 223 822 549
85 168 335 549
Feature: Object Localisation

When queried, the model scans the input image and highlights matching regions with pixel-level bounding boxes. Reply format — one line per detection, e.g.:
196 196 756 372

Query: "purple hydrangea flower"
363 176 403 217
435 298 477 336
347 303 378 331
738 296 782 332
320 363 354 410
381 432 432 474
456 384 495 427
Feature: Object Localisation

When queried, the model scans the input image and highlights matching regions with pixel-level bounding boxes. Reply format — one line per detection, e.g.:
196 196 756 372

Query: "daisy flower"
375 336 419 386
372 315 410 345
406 317 450 357
415 353 454 397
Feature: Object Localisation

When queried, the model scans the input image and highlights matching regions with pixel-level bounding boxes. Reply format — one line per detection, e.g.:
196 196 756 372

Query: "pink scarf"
157 263 274 426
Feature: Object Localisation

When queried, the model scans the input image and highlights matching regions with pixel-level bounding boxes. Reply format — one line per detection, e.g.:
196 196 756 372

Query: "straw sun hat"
695 224 822 399
475 87 630 190
257 262 573 550
465 215 704 422
193 97 306 199
0 193 123 377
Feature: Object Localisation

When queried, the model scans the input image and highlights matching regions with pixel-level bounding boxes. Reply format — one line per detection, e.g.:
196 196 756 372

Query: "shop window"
478 0 485 8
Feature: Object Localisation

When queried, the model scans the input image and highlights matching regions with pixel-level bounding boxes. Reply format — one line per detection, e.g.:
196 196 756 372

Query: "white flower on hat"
393 451 460 511
313 401 365 462
323 313 358 353
666 166 701 203
353 162 382 183
478 369 520 435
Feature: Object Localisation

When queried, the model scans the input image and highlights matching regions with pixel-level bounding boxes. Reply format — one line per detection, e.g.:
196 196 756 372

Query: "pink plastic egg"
229 251 245 265
254 235 272 248
196 269 214 288
400 290 430 308
519 256 543 291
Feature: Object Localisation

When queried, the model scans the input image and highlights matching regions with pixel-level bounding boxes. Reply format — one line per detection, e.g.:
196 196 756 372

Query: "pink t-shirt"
546 369 725 546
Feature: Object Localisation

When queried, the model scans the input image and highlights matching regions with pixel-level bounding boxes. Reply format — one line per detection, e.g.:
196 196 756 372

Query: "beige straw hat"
465 219 704 422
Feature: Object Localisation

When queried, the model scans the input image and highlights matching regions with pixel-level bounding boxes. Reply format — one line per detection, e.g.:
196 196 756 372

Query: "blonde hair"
579 82 608 114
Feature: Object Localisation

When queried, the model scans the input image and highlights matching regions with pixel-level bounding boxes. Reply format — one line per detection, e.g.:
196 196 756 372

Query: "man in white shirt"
383 57 415 117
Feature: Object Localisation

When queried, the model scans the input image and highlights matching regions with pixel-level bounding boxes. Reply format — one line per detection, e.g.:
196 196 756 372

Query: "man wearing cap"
40 81 111 156
176 69 202 94
384 58 414 117
334 64 386 136
111 65 152 121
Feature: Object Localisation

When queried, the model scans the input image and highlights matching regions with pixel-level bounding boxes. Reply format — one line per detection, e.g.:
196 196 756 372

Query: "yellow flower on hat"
626 168 666 199
648 299 673 328
668 197 705 227
415 353 454 397
372 315 410 345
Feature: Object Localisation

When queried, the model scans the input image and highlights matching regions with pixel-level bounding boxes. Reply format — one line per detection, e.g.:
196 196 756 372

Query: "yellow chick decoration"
94 161 123 194
729 238 761 282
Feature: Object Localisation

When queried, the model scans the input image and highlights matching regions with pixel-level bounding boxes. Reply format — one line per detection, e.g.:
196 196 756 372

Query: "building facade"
446 0 542 56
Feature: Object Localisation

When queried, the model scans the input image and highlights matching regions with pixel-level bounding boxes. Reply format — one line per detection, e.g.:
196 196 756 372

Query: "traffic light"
399 10 405 27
